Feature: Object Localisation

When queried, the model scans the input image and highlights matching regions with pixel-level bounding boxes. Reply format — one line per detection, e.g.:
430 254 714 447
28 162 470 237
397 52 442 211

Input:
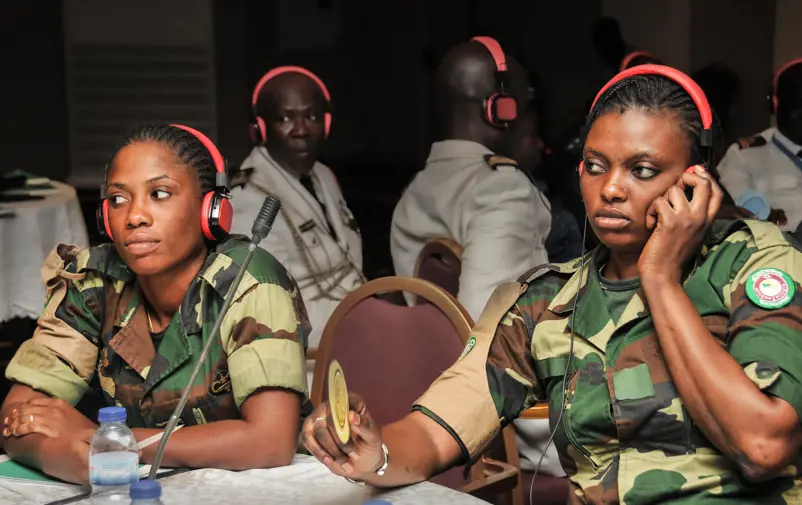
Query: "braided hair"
109 124 217 194
585 75 705 166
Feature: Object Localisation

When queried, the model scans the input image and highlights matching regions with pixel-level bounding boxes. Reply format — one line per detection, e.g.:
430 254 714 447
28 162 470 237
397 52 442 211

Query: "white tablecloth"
0 455 489 505
0 181 89 323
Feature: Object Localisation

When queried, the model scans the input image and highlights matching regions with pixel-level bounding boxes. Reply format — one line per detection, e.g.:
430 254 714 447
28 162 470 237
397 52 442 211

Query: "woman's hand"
3 397 96 439
301 393 384 482
639 166 723 284
38 429 95 485
768 208 788 227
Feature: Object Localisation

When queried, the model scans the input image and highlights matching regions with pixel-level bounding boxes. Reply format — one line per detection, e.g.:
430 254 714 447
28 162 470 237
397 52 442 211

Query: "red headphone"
97 124 233 242
249 66 332 145
471 36 518 128
579 64 713 177
770 58 802 115
619 51 655 72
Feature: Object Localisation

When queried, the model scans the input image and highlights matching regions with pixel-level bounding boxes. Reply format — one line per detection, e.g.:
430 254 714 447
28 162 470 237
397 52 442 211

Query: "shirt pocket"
562 362 616 472
610 362 692 455
296 220 324 249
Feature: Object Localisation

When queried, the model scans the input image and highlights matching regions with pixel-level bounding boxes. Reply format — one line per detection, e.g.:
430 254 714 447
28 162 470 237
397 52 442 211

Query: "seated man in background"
717 58 802 231
391 37 551 321
231 67 365 356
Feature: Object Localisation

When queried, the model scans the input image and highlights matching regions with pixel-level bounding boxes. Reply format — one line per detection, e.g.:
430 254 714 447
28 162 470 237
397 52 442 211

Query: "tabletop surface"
0 455 490 505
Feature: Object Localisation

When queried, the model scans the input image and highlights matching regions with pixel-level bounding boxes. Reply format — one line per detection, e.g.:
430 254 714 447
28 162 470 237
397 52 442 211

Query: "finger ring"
312 417 326 430
26 414 33 424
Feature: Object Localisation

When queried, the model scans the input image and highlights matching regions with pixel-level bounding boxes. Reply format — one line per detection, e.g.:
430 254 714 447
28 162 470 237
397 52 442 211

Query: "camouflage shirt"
6 236 312 428
416 220 802 503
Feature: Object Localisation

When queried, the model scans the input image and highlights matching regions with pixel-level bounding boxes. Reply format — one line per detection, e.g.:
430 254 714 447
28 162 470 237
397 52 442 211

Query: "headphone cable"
528 216 587 505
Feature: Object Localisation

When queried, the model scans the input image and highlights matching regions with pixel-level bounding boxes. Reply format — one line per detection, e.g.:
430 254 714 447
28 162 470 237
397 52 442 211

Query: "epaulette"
737 135 767 150
228 167 254 189
483 154 519 172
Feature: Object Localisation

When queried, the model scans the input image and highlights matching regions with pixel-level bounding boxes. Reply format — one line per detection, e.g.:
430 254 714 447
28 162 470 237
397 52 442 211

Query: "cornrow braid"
585 75 705 165
110 123 217 194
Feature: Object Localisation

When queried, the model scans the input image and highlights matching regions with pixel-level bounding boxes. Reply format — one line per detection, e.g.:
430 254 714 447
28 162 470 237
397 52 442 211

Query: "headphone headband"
590 64 713 146
170 124 227 186
471 36 508 73
251 66 331 107
619 51 655 72
772 58 802 113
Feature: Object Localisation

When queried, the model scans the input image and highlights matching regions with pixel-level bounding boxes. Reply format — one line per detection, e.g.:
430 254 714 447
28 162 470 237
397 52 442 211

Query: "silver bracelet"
345 443 389 484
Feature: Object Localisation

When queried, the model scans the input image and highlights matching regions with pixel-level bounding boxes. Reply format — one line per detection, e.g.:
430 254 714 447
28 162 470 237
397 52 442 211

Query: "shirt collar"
246 146 322 186
772 128 802 154
426 140 494 164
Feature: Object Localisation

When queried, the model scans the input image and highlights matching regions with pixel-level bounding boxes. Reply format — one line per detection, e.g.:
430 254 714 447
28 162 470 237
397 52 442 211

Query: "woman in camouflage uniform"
304 66 802 504
1 124 311 484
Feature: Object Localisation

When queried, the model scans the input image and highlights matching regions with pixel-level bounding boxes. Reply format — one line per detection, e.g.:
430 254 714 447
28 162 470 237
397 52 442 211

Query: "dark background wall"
0 0 796 274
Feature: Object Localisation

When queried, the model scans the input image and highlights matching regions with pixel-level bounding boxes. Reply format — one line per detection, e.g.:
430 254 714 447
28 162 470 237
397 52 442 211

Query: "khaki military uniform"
416 220 802 503
231 147 364 350
390 140 551 321
6 237 311 428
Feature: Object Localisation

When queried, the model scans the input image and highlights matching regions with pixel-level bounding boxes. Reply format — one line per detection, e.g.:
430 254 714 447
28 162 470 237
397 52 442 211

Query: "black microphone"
251 195 281 245
148 196 281 478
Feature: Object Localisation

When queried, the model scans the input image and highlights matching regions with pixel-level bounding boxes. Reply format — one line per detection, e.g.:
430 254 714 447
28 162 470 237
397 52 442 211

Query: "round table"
0 181 89 323
0 455 489 505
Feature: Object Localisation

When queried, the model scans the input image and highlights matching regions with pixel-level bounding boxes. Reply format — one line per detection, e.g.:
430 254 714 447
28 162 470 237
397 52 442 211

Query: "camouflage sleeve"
5 245 101 405
414 281 544 461
221 250 311 409
726 241 802 421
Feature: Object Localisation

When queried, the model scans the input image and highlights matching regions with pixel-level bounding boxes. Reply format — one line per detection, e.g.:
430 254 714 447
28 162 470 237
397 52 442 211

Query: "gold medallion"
327 359 350 446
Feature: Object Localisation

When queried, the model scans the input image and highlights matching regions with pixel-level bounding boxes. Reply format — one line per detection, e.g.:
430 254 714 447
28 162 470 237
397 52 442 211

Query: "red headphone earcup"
248 122 260 146
324 113 332 139
495 96 517 122
201 192 215 240
102 199 113 240
578 160 584 176
201 191 233 241
218 197 233 235
256 117 267 145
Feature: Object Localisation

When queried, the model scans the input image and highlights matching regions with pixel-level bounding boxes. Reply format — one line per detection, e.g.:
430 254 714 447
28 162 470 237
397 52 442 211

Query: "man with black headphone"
717 58 802 231
230 67 365 356
390 37 551 321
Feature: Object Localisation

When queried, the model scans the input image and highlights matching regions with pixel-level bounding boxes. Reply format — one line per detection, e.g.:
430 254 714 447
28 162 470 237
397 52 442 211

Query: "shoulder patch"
737 135 767 150
483 154 519 172
229 167 254 189
746 268 795 309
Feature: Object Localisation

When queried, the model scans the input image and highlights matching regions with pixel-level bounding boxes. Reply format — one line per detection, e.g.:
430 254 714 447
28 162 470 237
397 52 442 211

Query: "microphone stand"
148 196 281 479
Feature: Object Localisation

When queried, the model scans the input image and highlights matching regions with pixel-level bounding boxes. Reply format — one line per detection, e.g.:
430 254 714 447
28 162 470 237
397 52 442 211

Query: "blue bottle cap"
735 190 771 220
97 406 127 423
130 479 162 499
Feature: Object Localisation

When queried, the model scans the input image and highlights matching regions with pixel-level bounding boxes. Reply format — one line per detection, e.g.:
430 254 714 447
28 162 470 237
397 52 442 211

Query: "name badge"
299 220 317 233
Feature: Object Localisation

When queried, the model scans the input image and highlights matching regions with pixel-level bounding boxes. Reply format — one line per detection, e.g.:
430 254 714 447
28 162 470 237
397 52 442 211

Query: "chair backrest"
312 276 473 488
413 237 463 302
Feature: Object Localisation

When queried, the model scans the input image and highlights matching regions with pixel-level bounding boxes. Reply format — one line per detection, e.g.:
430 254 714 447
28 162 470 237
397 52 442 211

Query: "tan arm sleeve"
415 282 527 459
5 246 99 404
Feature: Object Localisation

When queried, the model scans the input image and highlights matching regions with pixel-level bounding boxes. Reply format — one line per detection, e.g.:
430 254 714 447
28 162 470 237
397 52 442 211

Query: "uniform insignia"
299 220 316 233
746 268 795 309
209 370 232 395
339 200 360 234
737 135 767 149
228 167 254 189
483 154 519 171
458 336 476 361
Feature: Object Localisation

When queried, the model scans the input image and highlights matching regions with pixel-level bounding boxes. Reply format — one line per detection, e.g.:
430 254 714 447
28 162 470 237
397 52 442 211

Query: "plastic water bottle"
130 479 164 505
89 407 139 503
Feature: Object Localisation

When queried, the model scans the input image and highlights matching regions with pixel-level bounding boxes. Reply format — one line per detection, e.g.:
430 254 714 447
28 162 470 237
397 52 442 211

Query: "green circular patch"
746 268 795 310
